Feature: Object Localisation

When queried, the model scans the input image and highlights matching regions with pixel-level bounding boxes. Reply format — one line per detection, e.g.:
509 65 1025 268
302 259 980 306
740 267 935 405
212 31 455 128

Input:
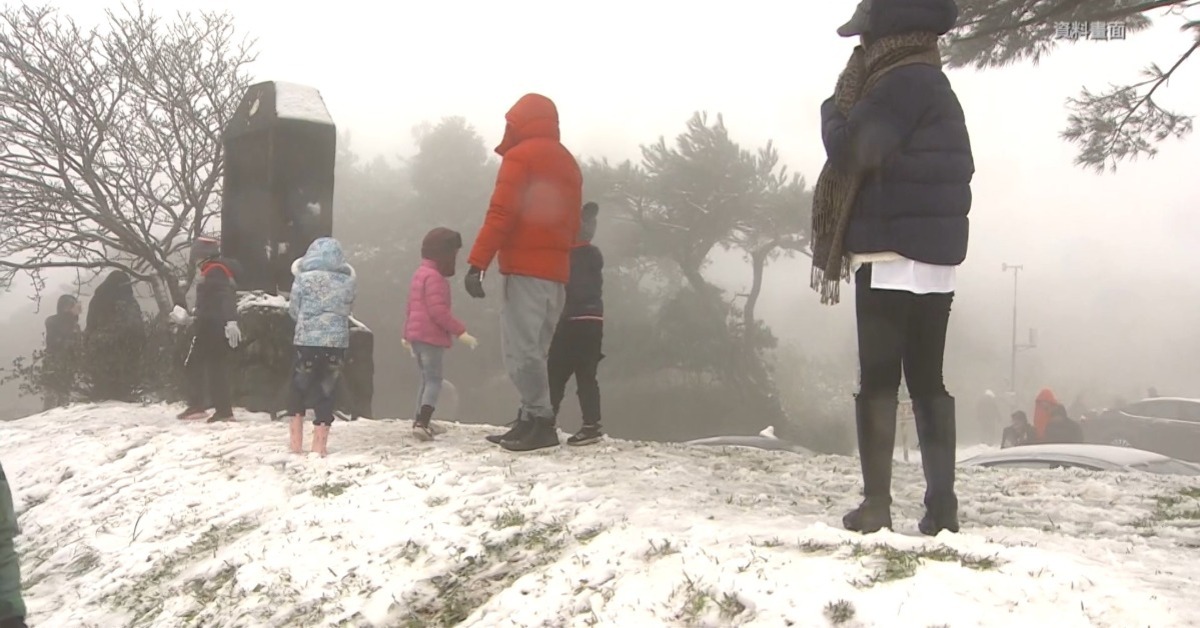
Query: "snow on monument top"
273 82 332 125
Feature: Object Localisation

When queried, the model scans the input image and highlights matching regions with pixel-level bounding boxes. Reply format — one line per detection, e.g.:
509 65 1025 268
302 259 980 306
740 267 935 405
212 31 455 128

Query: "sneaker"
500 418 560 452
177 407 208 421
413 420 434 441
206 411 236 423
567 424 604 447
429 421 448 435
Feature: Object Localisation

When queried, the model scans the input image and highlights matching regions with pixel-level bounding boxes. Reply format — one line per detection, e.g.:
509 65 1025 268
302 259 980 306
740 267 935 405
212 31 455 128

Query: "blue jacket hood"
295 237 352 275
869 0 958 38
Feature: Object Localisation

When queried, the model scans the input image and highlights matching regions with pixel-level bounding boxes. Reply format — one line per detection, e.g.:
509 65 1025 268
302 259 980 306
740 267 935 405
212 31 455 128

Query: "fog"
3 0 1199 423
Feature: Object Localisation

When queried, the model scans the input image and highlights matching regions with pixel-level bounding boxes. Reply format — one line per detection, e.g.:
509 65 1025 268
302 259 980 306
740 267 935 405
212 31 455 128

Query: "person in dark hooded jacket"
85 270 144 401
1043 403 1084 444
813 0 973 538
172 236 243 422
547 202 605 446
0 461 26 628
42 294 82 410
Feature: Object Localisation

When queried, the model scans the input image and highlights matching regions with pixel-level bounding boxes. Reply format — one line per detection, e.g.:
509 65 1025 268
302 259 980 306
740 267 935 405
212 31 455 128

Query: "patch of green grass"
791 539 1000 588
492 507 527 529
109 517 259 625
645 538 679 559
751 537 783 548
673 572 747 623
1133 487 1200 528
402 520 574 626
424 495 449 507
824 599 856 625
68 547 101 576
311 481 352 498
573 525 605 543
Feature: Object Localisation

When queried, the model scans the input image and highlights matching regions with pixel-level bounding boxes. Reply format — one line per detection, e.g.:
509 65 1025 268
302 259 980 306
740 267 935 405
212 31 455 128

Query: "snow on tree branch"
0 2 254 312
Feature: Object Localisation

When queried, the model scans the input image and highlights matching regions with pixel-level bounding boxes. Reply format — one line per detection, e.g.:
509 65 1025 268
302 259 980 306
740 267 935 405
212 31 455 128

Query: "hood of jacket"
494 93 561 156
868 0 958 38
293 237 354 277
56 294 79 315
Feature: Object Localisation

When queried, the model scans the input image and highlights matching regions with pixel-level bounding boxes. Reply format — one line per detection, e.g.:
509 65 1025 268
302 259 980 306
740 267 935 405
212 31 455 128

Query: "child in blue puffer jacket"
286 237 357 457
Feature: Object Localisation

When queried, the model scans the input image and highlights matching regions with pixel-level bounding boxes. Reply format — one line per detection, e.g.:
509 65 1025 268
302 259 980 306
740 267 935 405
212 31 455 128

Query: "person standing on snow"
811 0 973 536
285 237 357 457
402 228 478 441
467 93 583 453
547 201 606 446
85 270 144 401
42 294 82 410
0 461 27 628
1031 388 1059 443
1001 411 1034 448
172 236 244 422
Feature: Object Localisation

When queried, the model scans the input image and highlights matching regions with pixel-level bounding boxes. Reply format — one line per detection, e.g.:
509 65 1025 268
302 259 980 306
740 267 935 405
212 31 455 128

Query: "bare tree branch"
0 2 255 313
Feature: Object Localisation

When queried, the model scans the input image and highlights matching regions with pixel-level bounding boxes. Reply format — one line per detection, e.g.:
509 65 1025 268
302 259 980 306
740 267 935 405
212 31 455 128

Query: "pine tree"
944 0 1199 171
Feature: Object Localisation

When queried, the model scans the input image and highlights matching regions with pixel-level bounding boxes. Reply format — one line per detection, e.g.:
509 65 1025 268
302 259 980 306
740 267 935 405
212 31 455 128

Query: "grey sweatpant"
501 275 566 421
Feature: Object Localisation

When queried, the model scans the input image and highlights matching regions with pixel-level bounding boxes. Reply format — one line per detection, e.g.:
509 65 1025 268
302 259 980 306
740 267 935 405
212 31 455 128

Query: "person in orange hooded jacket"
1032 388 1059 441
466 93 583 453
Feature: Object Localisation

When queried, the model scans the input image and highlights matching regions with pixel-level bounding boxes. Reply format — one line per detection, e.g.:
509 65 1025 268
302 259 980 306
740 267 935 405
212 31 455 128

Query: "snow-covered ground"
3 404 1199 627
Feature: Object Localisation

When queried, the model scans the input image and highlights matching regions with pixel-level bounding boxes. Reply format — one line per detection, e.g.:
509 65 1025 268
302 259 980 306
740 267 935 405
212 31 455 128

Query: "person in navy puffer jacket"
286 237 357 457
814 0 973 538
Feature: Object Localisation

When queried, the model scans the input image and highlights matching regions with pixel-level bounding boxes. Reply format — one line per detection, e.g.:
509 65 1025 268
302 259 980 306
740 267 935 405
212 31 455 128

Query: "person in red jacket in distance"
466 93 583 453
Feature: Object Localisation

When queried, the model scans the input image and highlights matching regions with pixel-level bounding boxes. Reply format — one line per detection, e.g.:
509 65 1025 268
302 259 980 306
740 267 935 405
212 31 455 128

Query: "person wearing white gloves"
173 236 243 422
403 228 477 441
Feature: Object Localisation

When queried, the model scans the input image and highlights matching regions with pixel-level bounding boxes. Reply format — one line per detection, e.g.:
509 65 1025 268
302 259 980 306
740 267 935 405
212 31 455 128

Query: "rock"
231 291 374 418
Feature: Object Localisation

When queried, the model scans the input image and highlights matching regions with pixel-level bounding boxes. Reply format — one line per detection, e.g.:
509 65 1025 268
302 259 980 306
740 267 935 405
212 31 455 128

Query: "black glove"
465 266 486 299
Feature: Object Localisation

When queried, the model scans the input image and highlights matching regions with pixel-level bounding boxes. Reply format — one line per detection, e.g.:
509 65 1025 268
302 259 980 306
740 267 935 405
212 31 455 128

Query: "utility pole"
1001 263 1036 396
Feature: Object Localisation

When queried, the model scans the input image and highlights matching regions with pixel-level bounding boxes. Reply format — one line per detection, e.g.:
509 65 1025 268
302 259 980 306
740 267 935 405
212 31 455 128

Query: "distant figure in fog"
85 270 144 401
1146 387 1159 399
1031 388 1059 442
1043 403 1083 444
1000 411 1034 449
42 294 82 410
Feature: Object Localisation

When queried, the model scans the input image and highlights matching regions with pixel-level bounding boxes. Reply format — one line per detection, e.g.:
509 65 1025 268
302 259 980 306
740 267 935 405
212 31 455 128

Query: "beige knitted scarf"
810 32 943 305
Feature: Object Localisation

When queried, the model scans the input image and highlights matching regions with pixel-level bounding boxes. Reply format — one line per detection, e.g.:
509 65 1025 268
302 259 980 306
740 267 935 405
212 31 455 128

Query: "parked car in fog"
1083 397 1200 462
960 443 1200 476
685 426 814 455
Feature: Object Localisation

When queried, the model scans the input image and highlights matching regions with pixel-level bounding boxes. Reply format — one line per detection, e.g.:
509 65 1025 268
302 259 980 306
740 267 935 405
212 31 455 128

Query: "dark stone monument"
217 81 375 419
222 80 336 294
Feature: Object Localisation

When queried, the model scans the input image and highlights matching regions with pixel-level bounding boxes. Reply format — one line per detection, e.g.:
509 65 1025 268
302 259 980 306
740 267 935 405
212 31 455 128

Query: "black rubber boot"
486 410 527 444
843 396 898 534
501 416 560 452
915 395 960 535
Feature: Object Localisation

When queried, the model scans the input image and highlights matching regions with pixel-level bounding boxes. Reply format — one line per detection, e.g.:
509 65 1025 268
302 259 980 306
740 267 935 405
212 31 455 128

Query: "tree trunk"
148 275 176 318
743 246 771 348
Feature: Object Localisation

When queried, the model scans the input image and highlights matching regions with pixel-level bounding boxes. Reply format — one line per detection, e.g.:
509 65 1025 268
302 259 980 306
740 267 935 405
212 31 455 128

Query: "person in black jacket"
42 294 82 410
813 0 973 537
1001 411 1035 449
548 201 604 446
172 236 244 422
1043 404 1083 444
84 270 144 401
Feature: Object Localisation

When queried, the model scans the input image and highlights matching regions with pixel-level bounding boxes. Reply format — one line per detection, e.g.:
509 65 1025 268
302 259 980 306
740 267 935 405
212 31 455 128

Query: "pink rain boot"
312 424 330 457
289 415 304 454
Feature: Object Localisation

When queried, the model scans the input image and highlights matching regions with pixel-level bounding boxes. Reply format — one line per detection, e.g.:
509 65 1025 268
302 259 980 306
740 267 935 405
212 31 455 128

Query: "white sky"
7 0 1200 396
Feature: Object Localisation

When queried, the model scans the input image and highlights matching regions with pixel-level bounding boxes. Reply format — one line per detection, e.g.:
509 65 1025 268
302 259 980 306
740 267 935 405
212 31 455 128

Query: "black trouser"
548 319 603 424
185 324 232 415
287 346 345 426
855 265 952 399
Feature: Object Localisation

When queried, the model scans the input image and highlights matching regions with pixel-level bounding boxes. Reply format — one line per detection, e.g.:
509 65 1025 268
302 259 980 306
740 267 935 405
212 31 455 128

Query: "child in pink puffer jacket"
403 228 478 440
